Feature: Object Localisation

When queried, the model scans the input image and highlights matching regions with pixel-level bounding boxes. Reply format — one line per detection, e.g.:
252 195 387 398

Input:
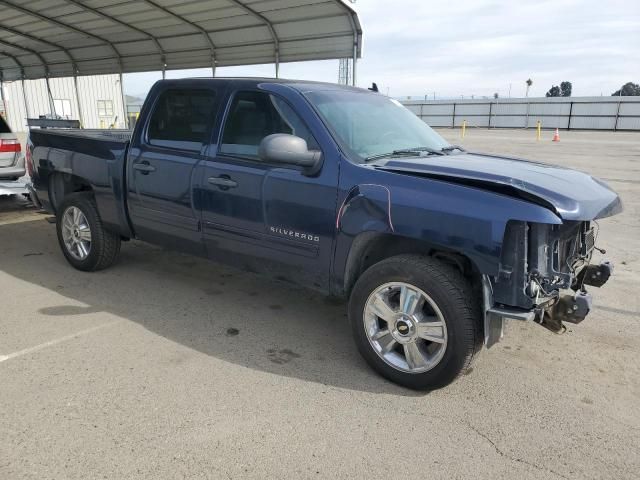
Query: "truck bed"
29 127 132 238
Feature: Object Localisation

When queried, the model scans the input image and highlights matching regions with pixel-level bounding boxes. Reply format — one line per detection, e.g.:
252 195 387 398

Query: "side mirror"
258 134 323 175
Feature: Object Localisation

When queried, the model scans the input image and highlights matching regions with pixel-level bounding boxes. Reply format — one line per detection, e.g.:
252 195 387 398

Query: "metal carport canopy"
0 0 362 81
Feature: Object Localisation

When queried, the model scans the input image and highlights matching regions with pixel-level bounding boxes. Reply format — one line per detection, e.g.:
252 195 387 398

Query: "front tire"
349 254 481 390
56 193 121 271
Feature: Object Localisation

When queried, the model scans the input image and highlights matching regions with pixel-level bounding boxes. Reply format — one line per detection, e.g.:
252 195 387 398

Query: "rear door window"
147 89 217 151
219 91 318 158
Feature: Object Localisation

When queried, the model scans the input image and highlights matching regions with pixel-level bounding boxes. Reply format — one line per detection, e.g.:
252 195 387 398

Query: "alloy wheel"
61 206 92 261
363 282 448 373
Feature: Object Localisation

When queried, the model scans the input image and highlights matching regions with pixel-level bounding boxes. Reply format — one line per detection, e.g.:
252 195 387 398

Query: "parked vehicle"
0 114 24 180
28 79 622 390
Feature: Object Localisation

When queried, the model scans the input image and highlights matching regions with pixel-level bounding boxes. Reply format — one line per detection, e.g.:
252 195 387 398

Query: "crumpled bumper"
483 261 614 346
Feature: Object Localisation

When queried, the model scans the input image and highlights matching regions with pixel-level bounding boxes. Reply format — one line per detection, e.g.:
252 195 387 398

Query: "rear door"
127 86 221 254
199 89 340 290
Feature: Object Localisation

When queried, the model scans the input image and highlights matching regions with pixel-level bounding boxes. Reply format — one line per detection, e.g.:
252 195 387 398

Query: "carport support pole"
73 74 85 128
352 43 357 86
0 76 5 116
21 79 31 119
119 72 127 129
45 76 57 117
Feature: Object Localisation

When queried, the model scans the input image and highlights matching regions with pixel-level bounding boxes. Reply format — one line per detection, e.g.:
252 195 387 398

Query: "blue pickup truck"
28 78 622 389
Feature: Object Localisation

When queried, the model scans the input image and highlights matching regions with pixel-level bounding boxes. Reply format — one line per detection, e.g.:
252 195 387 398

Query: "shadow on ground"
0 216 421 396
0 193 35 217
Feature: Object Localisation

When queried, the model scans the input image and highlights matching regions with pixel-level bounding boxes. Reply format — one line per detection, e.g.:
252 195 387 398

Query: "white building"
0 74 126 132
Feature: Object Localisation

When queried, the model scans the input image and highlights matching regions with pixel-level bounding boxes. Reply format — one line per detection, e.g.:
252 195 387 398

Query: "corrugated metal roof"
0 0 362 81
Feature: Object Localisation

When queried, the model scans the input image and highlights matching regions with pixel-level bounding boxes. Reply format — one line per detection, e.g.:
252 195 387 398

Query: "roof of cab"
154 77 368 94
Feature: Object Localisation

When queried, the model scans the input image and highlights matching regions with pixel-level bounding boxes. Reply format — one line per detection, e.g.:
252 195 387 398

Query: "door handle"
132 162 156 174
208 176 238 189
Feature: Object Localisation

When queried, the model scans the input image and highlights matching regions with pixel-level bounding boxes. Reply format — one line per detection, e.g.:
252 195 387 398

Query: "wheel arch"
341 232 484 298
49 171 94 214
48 171 132 239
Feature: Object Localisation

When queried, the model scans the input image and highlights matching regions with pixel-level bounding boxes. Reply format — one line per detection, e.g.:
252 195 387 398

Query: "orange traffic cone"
552 128 560 142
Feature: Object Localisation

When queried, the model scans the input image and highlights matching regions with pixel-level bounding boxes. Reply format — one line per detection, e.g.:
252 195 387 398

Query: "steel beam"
21 79 30 119
334 0 361 86
0 24 78 75
64 0 167 72
73 74 84 127
0 0 125 72
226 0 280 77
0 38 56 114
352 44 357 86
141 0 217 73
0 73 5 118
119 72 126 129
0 51 29 120
45 77 57 117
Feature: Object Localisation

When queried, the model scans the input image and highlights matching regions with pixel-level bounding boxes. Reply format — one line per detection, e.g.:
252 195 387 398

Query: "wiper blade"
394 146 445 156
364 147 444 162
441 145 466 153
364 150 419 162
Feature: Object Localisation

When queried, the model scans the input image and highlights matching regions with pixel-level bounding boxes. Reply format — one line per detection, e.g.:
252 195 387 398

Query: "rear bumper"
0 166 26 179
0 179 29 196
0 154 25 179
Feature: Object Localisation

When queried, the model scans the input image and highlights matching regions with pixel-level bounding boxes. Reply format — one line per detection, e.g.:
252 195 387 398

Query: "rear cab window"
219 91 319 159
146 88 218 152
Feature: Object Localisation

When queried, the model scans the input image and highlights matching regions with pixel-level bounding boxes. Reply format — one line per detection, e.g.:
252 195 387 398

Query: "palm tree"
525 78 533 97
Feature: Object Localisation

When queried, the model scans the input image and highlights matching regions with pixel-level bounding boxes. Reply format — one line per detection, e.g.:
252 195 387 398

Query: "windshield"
304 90 450 161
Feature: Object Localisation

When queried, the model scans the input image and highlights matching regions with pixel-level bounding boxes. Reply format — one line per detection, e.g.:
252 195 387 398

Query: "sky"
124 0 640 100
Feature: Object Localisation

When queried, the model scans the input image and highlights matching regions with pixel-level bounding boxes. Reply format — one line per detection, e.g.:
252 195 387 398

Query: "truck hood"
374 152 622 221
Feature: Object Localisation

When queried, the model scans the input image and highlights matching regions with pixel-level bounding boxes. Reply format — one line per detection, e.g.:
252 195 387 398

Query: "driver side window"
220 91 318 158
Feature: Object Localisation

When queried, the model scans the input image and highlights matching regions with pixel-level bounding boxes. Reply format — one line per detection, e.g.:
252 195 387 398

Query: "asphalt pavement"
1 128 639 479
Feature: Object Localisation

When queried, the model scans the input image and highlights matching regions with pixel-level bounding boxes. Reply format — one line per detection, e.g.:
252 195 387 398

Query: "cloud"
354 0 640 97
124 0 640 98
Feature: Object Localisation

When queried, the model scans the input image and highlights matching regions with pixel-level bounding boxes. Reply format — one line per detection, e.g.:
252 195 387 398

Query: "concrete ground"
1 129 639 479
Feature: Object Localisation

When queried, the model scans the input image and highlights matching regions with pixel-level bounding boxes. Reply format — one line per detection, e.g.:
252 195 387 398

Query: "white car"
0 115 24 181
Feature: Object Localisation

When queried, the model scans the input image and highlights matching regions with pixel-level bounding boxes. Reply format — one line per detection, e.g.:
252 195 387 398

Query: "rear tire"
349 254 481 390
56 193 121 271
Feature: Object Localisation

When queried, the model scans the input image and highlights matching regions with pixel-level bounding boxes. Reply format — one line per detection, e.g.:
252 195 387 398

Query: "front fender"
332 183 393 296
331 165 563 296
337 183 394 235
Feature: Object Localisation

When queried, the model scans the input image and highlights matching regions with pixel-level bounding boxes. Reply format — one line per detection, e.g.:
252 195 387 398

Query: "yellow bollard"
536 120 542 141
461 120 466 139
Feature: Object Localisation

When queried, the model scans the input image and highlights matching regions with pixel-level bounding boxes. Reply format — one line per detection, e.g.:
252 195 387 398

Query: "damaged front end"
484 220 613 346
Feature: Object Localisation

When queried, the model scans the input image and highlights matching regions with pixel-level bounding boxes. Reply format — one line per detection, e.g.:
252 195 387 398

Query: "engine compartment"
493 220 596 310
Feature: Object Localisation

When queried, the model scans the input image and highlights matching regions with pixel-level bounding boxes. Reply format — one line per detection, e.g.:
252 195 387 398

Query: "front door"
199 90 339 290
127 87 219 254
